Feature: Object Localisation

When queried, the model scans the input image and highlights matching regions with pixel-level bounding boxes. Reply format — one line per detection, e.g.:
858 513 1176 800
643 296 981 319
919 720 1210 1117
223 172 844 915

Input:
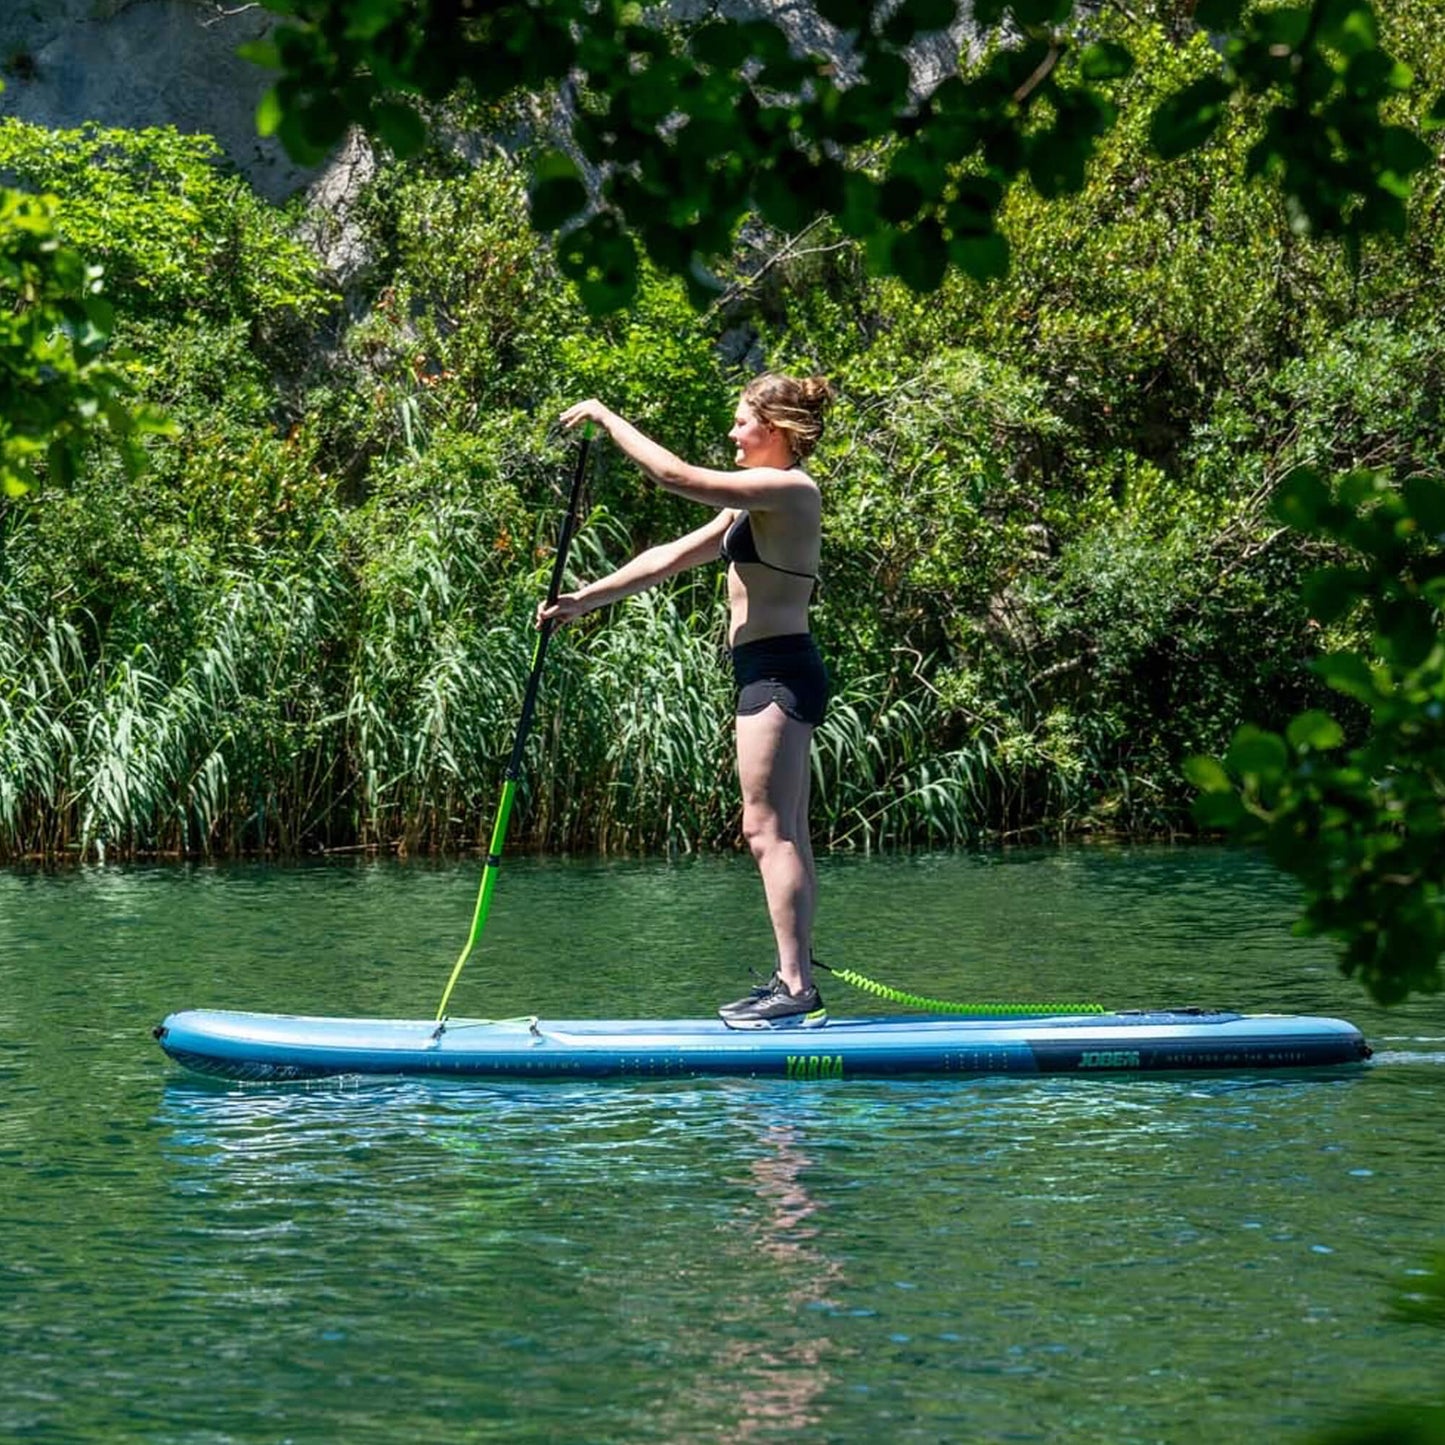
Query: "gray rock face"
669 0 976 94
1 1 974 199
0 0 320 200
0 1 973 290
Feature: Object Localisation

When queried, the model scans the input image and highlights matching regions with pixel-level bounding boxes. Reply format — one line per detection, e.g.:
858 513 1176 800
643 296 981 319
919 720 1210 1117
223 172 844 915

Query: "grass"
0 509 1165 861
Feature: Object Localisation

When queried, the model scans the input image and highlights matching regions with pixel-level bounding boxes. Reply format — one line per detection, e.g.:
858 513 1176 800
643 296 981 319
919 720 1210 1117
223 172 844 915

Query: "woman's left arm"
561 399 813 514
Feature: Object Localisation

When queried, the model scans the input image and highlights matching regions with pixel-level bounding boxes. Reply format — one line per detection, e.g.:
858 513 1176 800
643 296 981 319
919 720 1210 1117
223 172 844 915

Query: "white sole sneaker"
719 1006 828 1031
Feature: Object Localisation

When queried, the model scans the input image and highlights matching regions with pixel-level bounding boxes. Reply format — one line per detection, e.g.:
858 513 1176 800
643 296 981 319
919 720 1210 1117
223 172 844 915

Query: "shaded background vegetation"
0 4 1441 861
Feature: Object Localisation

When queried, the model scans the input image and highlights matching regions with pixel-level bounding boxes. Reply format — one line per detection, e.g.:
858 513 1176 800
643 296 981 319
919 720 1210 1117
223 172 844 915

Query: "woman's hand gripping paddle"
434 427 594 1025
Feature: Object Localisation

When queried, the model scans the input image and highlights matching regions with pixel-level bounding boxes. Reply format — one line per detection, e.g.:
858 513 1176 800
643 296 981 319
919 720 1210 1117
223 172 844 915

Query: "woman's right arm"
537 511 733 627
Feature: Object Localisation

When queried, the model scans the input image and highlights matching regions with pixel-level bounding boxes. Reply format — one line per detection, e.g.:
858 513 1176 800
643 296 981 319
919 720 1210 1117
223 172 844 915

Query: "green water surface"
2 847 1442 1442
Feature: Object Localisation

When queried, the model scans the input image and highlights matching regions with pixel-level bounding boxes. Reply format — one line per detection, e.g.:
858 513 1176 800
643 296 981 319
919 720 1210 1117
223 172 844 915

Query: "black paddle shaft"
503 432 592 782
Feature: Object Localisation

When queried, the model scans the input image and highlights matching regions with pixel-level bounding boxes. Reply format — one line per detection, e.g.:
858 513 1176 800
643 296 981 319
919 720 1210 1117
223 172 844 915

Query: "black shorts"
730 633 829 727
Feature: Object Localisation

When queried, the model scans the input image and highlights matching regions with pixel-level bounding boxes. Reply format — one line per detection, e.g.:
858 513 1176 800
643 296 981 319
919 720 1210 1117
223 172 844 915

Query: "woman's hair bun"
798 376 836 411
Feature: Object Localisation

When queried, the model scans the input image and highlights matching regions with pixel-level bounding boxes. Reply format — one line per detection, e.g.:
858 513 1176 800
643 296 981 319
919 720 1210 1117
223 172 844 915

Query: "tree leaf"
1254 7 1312 49
1302 565 1367 624
836 171 880 238
1009 0 1073 25
1079 42 1134 82
1271 465 1332 530
1194 0 1246 27
291 94 350 155
255 86 284 139
948 230 1010 279
881 0 958 44
814 0 870 30
1377 598 1439 670
371 101 426 159
898 0 959 30
878 174 925 224
690 22 751 69
1225 725 1288 781
237 38 281 69
1337 468 1385 509
1182 754 1233 793
891 221 948 293
1192 790 1247 829
1026 129 1091 197
1378 125 1434 181
1317 0 1379 56
529 152 589 231
1403 477 1445 538
1311 651 1380 703
753 165 818 233
1286 710 1345 752
81 295 115 344
1149 76 1232 160
864 49 911 107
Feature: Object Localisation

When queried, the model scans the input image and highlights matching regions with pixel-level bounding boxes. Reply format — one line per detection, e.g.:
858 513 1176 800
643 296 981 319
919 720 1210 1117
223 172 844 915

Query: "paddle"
434 426 594 1023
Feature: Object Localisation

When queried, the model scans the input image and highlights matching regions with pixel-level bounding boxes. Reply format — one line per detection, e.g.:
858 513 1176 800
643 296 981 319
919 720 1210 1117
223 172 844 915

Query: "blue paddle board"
154 1007 1371 1082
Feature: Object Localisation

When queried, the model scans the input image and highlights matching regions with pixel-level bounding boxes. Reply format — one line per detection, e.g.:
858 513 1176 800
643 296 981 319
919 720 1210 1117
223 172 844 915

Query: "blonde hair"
742 372 835 463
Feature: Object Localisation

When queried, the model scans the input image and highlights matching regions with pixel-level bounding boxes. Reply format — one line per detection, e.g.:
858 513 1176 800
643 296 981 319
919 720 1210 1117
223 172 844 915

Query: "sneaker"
719 978 827 1030
717 973 783 1016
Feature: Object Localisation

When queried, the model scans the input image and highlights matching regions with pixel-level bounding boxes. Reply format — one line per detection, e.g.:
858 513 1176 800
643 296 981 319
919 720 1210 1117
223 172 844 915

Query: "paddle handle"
502 428 591 781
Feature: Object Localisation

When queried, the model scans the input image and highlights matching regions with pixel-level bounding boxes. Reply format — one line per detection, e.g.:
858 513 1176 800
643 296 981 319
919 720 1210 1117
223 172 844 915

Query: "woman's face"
728 400 783 467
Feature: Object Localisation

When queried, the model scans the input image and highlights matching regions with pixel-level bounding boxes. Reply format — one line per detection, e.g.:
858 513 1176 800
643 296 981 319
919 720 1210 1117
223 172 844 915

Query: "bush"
0 121 330 330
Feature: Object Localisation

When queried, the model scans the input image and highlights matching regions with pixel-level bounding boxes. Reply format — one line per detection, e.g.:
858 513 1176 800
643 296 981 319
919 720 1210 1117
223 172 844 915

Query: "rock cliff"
1 0 319 200
1 1 973 200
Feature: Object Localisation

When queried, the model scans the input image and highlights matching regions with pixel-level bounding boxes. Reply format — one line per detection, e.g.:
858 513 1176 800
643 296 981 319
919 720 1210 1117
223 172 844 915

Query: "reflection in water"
717 1121 844 1441
155 1078 856 1439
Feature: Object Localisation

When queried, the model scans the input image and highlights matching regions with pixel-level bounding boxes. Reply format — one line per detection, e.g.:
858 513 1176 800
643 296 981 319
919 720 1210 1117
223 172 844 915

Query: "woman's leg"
735 703 817 996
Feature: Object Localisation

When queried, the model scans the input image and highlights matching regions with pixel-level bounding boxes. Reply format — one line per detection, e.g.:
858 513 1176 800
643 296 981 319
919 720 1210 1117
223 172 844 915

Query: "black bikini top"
720 511 818 583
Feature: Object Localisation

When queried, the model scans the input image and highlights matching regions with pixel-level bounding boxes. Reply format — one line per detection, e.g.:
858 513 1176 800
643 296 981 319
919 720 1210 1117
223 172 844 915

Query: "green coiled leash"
810 958 1106 1017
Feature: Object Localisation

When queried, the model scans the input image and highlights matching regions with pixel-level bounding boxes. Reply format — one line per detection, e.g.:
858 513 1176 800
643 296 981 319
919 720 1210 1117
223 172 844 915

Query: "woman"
539 373 834 1028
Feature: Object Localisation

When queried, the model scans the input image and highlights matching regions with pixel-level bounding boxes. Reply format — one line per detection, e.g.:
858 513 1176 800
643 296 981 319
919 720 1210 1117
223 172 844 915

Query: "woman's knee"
740 802 788 858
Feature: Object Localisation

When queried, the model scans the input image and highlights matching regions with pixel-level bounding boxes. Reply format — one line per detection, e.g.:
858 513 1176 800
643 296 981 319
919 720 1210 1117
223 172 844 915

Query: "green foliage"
0 115 330 500
248 0 1440 312
0 545 349 857
0 120 331 327
343 486 537 852
1188 467 1445 1004
821 343 1065 662
907 22 1374 478
536 266 736 546
0 186 163 496
539 548 736 851
734 11 1443 836
345 156 575 416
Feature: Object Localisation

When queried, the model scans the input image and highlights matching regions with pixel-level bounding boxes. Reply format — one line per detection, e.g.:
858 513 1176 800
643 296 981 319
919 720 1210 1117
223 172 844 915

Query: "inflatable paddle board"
154 1008 1371 1082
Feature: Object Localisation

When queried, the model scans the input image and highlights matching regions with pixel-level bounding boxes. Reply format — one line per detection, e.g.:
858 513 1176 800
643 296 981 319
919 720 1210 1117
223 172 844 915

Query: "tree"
0 190 169 500
245 0 1441 311
0 86 172 500
1187 469 1445 1006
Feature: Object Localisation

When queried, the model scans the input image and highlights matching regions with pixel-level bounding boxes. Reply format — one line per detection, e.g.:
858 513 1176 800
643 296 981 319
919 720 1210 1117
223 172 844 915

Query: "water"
3 847 1443 1442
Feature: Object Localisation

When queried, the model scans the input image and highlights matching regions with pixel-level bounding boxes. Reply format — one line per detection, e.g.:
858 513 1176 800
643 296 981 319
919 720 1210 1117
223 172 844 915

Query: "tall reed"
0 540 352 858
